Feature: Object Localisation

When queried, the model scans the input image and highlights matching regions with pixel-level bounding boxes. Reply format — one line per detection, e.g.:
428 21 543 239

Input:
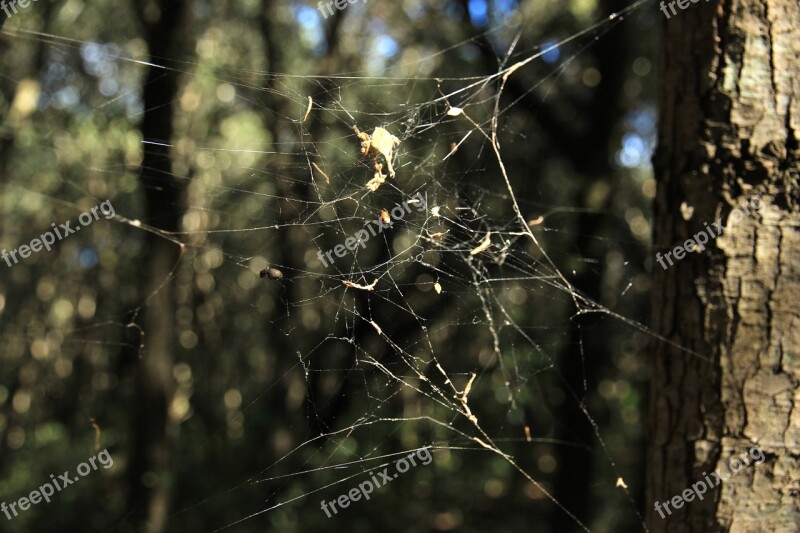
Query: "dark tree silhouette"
128 1 189 531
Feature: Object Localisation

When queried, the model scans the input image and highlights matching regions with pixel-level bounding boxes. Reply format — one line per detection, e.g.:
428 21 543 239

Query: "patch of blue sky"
617 107 657 168
295 5 325 53
540 40 560 64
375 35 399 58
468 0 488 27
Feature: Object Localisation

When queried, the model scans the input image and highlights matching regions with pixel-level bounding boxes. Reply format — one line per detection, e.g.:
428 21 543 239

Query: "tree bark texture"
647 0 800 532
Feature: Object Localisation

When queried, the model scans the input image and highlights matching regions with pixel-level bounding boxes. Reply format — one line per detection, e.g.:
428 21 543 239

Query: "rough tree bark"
647 0 800 531
127 1 189 532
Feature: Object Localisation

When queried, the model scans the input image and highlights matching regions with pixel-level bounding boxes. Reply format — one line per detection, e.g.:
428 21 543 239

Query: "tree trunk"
127 1 188 532
647 0 800 531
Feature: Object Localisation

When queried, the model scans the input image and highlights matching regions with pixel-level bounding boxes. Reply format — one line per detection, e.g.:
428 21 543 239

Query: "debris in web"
301 96 313 122
469 231 493 256
260 266 284 280
311 162 330 183
342 278 379 291
354 125 401 188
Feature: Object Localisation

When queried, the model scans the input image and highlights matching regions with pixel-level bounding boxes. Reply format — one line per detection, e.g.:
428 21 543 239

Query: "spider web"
0 0 684 531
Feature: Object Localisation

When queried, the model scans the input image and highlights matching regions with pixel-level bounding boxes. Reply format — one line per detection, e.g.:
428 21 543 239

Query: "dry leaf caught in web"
301 96 313 122
469 232 492 256
354 126 401 179
342 278 379 291
354 126 372 157
366 176 385 192
311 162 330 183
366 163 386 192
369 127 401 177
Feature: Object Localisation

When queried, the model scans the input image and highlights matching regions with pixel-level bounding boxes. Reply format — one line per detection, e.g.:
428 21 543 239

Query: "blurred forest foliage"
0 0 659 531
